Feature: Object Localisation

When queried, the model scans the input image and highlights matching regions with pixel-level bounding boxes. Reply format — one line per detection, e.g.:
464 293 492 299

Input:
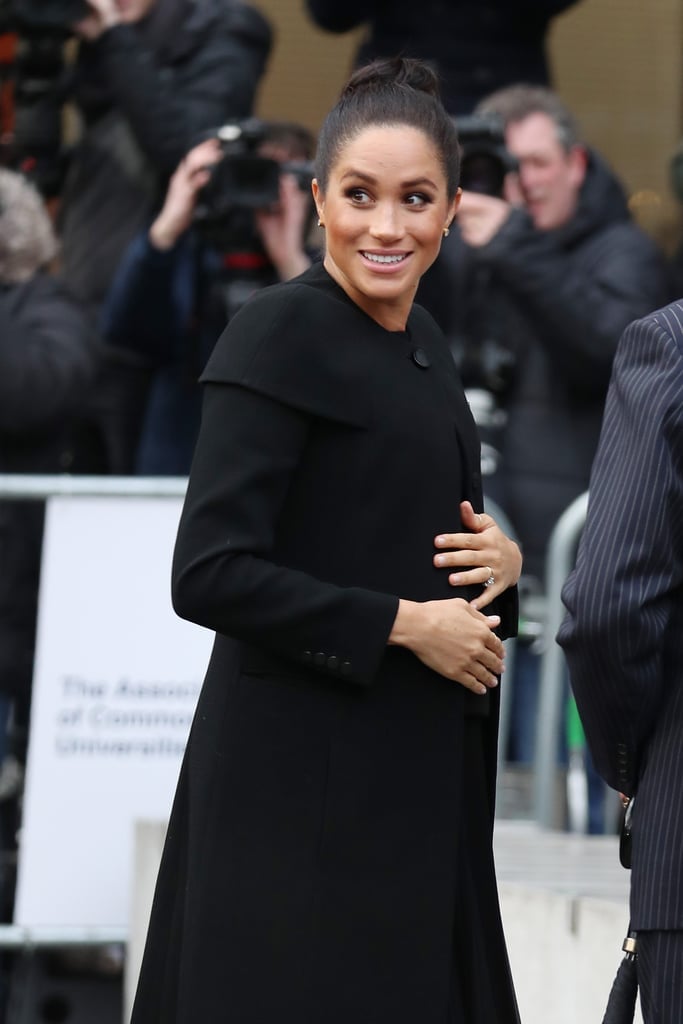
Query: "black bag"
603 796 638 1023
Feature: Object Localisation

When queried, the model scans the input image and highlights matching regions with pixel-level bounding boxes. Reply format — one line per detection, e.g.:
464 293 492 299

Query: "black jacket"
558 302 683 929
0 274 99 703
58 0 272 309
305 0 581 114
419 151 672 580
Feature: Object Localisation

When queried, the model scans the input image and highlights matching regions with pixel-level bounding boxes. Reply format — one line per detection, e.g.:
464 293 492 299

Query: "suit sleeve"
171 381 399 686
557 308 683 793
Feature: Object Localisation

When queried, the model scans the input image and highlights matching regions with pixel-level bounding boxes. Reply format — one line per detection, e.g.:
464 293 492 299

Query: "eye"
345 187 372 204
405 192 432 207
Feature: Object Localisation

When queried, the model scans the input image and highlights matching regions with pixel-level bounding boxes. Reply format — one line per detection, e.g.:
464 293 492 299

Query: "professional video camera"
455 114 517 198
193 118 314 247
193 120 313 221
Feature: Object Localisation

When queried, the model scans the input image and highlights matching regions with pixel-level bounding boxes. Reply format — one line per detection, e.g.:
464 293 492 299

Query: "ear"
312 178 324 221
448 187 462 224
568 145 588 191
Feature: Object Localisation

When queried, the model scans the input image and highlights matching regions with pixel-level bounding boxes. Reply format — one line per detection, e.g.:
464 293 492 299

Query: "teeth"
363 252 406 264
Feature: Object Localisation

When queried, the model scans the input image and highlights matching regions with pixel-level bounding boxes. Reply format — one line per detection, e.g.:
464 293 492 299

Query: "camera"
0 0 89 32
195 119 313 220
455 115 517 198
193 118 314 250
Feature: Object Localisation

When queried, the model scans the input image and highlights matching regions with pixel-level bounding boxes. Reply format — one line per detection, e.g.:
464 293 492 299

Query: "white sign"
14 496 212 929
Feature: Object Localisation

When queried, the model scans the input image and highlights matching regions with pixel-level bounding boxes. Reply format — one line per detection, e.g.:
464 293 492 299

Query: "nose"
369 201 403 242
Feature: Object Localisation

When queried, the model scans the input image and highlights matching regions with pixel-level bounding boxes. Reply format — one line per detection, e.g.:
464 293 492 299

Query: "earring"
318 218 325 228
443 226 450 237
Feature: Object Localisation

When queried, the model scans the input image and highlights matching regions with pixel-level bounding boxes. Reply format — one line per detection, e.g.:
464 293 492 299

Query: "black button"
326 655 339 671
411 348 430 368
302 650 312 664
313 651 326 667
340 661 352 676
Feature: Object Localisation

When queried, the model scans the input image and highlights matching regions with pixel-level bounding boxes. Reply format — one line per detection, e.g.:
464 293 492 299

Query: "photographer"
101 120 317 475
10 0 274 473
419 85 672 787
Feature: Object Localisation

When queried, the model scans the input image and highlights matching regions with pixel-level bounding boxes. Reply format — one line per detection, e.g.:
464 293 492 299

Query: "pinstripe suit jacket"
558 301 683 929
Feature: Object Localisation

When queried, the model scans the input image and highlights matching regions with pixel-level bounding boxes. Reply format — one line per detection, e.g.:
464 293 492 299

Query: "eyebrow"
339 169 439 190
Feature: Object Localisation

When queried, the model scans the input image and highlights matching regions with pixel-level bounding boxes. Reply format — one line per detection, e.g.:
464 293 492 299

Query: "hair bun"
340 57 440 102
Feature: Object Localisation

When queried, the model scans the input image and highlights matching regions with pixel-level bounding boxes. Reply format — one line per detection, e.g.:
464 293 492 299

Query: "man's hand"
456 190 512 248
72 0 121 39
255 173 312 281
148 138 222 252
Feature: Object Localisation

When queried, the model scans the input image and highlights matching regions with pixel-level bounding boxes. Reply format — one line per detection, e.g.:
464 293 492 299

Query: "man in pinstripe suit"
558 300 683 1022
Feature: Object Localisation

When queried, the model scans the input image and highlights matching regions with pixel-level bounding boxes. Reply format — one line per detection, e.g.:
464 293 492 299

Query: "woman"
131 58 522 1023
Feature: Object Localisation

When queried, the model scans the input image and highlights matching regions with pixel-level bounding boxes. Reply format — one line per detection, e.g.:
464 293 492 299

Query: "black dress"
130 260 520 1023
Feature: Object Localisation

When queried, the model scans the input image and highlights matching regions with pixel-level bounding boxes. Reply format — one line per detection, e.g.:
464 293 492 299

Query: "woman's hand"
433 500 522 610
389 597 504 695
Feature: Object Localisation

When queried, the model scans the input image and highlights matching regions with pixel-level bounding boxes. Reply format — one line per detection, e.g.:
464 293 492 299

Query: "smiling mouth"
361 252 409 264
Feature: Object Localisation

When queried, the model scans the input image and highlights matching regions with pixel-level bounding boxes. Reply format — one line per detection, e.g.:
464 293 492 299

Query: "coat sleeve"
0 276 98 435
171 382 399 686
99 231 194 364
557 306 683 794
477 208 669 395
92 12 271 175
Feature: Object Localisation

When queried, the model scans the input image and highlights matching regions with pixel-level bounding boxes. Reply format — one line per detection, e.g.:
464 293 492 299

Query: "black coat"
131 261 519 1023
419 151 672 580
305 0 581 114
0 274 99 704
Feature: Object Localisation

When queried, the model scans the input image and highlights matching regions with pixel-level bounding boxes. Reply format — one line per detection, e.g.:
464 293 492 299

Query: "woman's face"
312 125 459 331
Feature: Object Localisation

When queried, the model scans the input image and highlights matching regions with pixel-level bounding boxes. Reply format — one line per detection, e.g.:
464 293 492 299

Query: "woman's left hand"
433 501 522 610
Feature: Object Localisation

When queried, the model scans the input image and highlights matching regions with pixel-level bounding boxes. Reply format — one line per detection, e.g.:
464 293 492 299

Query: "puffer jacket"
419 150 672 581
58 0 273 309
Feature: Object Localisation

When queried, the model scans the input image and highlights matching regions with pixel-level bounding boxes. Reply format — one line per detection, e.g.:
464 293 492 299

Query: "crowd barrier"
0 477 591 968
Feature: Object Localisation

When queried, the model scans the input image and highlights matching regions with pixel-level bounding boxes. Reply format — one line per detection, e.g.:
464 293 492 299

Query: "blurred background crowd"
0 0 682 1015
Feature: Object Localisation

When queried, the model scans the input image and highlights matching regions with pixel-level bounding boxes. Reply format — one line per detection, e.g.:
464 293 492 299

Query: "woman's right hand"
388 597 504 695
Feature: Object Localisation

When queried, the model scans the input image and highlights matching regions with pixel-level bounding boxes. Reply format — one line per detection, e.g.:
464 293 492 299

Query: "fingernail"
435 535 446 546
449 573 461 584
434 554 445 566
476 685 487 695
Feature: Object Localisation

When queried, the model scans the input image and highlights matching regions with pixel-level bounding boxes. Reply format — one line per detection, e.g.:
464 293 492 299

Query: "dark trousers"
638 930 683 1022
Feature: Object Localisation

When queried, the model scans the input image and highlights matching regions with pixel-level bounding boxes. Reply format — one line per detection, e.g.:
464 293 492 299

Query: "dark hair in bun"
315 57 460 197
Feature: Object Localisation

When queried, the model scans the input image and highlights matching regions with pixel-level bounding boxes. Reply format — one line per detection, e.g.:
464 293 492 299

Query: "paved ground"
494 818 631 903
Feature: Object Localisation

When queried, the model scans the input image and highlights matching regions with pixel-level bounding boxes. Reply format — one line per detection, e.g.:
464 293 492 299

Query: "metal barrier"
482 495 519 774
532 491 589 828
0 474 187 501
0 474 592 896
